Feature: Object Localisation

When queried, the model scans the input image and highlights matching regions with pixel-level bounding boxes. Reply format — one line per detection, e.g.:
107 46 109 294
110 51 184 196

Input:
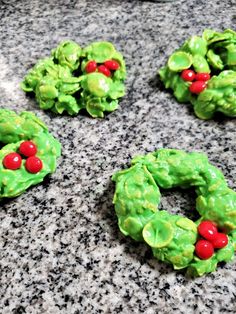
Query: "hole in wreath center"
0 142 5 150
158 187 201 222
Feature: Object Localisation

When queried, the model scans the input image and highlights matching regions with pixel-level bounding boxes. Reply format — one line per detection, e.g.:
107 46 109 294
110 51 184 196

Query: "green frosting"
187 236 235 276
52 40 82 71
149 212 197 270
21 41 126 118
112 148 236 276
112 163 160 241
0 109 61 197
159 29 236 119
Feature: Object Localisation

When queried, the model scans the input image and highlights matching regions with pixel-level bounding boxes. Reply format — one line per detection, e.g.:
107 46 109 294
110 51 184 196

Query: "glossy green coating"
112 148 236 276
0 109 61 198
52 41 82 71
193 70 236 119
79 72 125 117
168 52 192 72
112 163 160 241
159 29 236 119
187 236 235 276
21 41 126 118
21 58 81 115
149 211 197 269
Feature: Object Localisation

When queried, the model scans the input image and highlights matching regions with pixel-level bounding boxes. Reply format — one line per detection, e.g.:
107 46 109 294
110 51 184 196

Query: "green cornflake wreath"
112 149 236 276
0 109 61 198
159 29 236 119
21 41 126 118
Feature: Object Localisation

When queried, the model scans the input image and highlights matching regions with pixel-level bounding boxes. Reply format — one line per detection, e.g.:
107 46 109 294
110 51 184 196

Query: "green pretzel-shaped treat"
0 109 61 198
21 41 126 118
159 29 236 119
112 149 236 276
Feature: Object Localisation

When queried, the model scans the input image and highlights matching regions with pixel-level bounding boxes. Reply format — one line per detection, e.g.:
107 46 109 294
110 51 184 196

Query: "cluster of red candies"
85 59 120 77
3 141 43 174
195 220 228 260
181 69 211 94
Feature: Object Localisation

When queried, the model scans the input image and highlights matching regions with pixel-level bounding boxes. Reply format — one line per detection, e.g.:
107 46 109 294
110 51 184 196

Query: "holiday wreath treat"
21 41 126 118
112 149 236 276
0 109 61 198
159 29 236 119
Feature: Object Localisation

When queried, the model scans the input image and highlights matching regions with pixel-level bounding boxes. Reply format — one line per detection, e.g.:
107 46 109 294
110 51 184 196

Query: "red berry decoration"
19 141 37 157
3 153 22 170
195 72 211 81
104 59 120 71
211 233 228 249
85 61 97 73
189 81 207 94
97 65 111 77
181 69 196 81
198 221 218 241
25 156 43 173
195 239 214 259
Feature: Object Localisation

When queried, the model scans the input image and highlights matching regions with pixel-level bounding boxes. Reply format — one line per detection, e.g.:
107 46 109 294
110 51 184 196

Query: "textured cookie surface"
113 149 236 276
159 29 236 119
0 109 61 197
21 41 126 118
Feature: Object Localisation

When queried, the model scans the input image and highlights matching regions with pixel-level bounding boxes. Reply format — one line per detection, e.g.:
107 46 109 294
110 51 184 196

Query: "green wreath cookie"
112 149 236 276
0 109 61 198
21 41 126 118
159 29 236 119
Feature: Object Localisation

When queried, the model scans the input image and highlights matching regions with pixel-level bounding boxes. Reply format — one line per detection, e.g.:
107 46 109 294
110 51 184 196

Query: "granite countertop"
0 0 236 313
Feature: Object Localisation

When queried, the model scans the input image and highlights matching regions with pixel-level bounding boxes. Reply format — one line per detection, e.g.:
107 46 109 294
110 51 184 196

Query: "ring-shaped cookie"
159 29 236 119
112 149 236 276
21 41 126 118
0 109 61 198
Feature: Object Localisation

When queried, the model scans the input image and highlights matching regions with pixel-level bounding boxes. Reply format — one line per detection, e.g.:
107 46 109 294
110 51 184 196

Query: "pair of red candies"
3 141 43 174
195 221 228 260
85 59 120 77
181 69 211 94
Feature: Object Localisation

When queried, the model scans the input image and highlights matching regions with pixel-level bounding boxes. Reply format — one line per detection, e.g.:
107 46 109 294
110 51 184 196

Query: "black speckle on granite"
0 0 236 313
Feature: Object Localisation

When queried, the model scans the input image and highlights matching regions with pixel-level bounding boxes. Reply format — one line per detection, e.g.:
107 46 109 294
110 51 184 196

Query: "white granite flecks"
0 0 236 313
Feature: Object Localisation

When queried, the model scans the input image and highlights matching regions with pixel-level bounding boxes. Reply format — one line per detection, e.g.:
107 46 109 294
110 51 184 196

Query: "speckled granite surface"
0 0 236 313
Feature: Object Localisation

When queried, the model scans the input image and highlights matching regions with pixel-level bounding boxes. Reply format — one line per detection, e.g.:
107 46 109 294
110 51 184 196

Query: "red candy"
97 65 111 77
198 221 218 241
181 69 196 81
189 81 207 94
85 61 97 73
104 60 120 71
211 233 228 249
195 73 211 81
3 153 22 170
195 239 214 259
19 141 37 157
196 220 229 258
25 156 43 173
